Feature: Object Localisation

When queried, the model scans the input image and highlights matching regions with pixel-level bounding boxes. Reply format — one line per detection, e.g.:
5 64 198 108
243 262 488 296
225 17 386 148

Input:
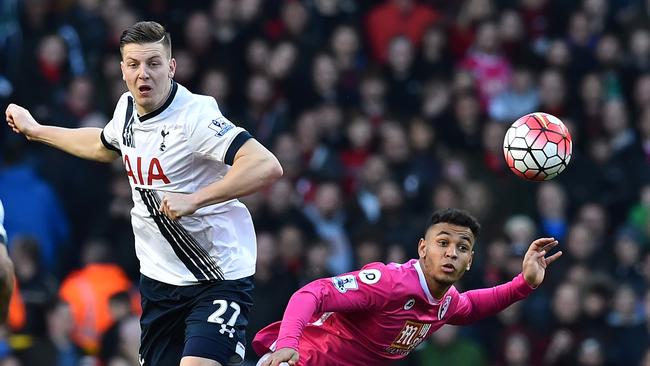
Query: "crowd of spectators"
1 0 650 365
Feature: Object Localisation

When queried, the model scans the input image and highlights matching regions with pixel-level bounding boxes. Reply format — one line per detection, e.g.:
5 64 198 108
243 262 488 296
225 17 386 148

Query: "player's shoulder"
112 91 133 112
355 261 397 286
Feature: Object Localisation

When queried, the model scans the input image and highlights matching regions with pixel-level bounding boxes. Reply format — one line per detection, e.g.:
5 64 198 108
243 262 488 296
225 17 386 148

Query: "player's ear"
168 58 176 79
466 252 474 271
417 238 427 259
120 61 126 80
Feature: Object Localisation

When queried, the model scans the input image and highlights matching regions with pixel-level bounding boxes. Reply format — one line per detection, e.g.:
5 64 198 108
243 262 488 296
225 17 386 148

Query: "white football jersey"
101 81 256 285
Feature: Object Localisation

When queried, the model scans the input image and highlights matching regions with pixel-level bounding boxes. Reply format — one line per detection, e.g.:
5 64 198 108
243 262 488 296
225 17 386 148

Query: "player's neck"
429 281 452 301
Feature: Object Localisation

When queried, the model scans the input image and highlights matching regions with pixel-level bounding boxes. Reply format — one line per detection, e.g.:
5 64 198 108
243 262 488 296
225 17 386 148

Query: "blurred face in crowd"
602 99 629 135
580 74 604 104
539 69 566 108
418 222 475 296
569 12 591 46
120 41 176 115
552 283 582 324
331 25 359 60
475 21 500 53
546 40 571 68
566 224 595 260
630 28 650 59
200 69 229 102
596 34 621 66
499 9 524 43
511 68 534 93
388 36 415 74
38 35 67 67
185 11 211 52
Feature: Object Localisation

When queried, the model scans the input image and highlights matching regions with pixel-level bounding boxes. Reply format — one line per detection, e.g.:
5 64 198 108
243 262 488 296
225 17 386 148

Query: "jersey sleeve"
447 273 534 325
100 94 128 154
275 263 394 350
187 97 252 165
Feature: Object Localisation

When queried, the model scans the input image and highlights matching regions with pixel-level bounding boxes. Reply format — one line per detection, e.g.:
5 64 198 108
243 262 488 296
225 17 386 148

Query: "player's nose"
445 246 458 258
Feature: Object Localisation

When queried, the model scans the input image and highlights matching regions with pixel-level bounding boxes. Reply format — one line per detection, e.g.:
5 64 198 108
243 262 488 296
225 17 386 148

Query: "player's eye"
149 62 159 67
438 240 448 246
458 245 469 252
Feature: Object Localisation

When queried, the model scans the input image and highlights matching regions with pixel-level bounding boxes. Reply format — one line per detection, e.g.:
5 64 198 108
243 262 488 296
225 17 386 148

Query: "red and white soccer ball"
503 112 572 181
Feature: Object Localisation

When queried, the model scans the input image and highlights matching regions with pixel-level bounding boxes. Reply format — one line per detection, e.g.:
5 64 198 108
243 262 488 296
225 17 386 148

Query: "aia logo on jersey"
123 154 170 186
209 117 234 137
386 321 431 355
438 295 452 320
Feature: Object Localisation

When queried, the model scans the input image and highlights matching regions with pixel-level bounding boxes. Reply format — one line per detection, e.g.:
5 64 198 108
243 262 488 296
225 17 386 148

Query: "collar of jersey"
414 260 440 305
137 80 178 122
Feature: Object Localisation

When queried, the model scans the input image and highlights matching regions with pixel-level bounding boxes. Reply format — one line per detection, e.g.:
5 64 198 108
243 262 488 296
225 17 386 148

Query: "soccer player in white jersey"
5 21 283 366
254 208 562 366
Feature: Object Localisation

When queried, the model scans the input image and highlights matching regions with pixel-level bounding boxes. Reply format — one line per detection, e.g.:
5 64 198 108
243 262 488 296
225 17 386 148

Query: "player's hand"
5 103 41 140
159 192 199 220
522 237 562 288
260 348 299 366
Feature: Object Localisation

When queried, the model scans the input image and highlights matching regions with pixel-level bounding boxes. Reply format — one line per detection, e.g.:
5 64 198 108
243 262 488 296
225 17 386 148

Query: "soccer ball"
503 112 572 181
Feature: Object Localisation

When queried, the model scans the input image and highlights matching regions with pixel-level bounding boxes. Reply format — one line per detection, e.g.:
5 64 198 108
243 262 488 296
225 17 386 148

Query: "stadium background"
0 0 649 365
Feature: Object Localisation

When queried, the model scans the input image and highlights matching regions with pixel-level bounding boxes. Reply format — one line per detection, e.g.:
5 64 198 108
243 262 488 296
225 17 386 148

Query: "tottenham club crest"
159 127 170 151
438 295 452 320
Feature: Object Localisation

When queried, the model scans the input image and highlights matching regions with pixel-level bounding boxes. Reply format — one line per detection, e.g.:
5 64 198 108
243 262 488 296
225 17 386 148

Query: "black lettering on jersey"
122 97 136 148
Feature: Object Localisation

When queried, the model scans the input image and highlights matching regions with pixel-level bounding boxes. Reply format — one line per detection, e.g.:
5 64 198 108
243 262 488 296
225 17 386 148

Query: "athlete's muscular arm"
160 138 282 219
5 104 119 163
194 138 282 204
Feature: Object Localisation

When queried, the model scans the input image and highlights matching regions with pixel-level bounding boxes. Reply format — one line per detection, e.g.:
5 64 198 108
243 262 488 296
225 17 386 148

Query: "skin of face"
120 42 176 115
418 222 475 299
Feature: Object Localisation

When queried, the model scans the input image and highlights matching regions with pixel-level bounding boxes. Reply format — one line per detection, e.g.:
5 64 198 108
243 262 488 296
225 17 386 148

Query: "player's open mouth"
441 263 455 273
138 85 152 95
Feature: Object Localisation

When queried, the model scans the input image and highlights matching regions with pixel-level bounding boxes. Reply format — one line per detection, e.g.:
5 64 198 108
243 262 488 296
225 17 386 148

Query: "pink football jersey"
253 259 534 365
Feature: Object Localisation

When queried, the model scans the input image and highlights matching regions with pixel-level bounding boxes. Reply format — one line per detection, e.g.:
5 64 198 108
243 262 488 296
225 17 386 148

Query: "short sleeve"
101 94 129 154
187 97 252 165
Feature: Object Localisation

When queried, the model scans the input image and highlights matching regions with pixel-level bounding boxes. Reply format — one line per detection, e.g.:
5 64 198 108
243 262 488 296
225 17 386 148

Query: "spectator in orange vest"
59 239 135 353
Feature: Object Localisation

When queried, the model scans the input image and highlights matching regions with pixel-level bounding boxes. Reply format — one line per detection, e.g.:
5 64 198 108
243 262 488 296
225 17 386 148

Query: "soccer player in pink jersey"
254 208 562 366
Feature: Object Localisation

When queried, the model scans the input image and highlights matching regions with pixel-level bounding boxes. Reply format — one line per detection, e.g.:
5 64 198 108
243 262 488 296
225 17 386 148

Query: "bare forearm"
30 126 117 162
193 155 282 207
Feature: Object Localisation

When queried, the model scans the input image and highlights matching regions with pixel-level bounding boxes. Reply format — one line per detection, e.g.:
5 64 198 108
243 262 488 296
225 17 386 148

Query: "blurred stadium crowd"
1 0 650 365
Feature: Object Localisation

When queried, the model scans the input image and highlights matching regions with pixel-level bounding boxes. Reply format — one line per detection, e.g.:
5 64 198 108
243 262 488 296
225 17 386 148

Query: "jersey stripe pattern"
122 96 136 148
137 187 224 281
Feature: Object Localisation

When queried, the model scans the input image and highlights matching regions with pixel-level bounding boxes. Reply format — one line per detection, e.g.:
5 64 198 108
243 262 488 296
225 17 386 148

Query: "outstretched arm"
450 238 562 325
5 103 119 163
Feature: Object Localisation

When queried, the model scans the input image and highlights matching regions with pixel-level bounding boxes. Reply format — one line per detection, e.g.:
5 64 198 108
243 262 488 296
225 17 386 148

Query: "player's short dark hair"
119 21 171 58
427 208 481 240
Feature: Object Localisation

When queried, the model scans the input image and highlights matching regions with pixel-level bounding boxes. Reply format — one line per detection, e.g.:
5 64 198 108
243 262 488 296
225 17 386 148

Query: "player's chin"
434 272 459 285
